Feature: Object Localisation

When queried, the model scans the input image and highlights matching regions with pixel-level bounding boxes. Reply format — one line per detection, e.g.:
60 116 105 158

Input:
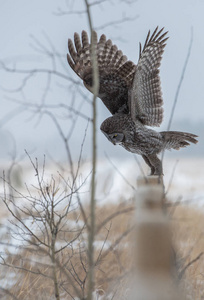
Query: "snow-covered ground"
163 157 204 204
78 156 204 206
1 156 203 208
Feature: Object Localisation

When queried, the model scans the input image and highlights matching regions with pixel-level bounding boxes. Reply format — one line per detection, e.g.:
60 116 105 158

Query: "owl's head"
101 131 124 145
100 114 132 145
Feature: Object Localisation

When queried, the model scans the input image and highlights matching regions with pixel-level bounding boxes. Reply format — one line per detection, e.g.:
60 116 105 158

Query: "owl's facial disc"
102 131 124 145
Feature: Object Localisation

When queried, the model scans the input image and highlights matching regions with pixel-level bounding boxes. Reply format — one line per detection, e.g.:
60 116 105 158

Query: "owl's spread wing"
67 31 136 114
130 27 168 127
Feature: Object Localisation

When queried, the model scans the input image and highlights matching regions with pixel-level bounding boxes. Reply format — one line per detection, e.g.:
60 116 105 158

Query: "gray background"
0 0 203 161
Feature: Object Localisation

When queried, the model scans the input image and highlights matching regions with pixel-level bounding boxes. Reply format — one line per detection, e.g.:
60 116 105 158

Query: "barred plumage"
67 29 135 114
67 27 198 175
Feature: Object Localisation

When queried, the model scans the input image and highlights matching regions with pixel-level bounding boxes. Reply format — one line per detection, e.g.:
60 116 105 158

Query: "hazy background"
0 0 203 163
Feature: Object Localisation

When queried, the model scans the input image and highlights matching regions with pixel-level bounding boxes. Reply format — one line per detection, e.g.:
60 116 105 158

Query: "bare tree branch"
83 1 99 299
179 252 203 280
95 14 139 30
167 27 193 131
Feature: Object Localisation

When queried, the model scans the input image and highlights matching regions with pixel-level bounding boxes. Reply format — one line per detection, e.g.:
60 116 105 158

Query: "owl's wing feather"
130 27 168 127
67 31 136 115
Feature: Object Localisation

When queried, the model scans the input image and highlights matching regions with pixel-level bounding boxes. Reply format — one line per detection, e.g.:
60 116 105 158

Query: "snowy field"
96 156 204 205
1 156 203 208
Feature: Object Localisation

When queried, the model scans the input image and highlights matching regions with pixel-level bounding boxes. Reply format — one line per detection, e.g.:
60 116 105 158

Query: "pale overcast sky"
0 0 203 161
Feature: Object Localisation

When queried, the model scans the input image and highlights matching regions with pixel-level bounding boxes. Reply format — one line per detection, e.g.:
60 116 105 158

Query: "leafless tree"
0 1 201 299
0 7 135 297
0 150 135 299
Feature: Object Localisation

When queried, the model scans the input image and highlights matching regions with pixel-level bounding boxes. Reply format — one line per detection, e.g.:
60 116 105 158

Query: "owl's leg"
147 154 163 175
142 155 155 175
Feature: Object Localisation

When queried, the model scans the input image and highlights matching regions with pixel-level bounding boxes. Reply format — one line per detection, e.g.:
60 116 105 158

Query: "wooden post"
128 175 184 300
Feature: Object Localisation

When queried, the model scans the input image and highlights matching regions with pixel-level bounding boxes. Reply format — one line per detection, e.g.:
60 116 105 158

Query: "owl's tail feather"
161 131 198 150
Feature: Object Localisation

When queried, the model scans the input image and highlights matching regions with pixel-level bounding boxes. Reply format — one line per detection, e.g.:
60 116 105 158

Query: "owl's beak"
108 136 116 145
101 130 116 145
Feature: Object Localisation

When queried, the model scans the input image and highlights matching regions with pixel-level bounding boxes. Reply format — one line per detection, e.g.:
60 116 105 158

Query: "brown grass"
172 205 204 299
1 199 204 299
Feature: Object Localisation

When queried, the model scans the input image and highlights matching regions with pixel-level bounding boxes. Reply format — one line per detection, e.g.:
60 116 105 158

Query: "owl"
67 27 198 175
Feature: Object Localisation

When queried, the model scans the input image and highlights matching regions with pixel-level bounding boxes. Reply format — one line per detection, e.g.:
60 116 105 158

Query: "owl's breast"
121 127 163 155
121 142 145 155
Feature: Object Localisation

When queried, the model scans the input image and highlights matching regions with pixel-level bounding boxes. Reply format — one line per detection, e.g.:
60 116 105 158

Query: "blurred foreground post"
128 176 184 300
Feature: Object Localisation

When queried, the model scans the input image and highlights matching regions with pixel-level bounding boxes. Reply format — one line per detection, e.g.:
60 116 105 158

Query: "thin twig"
178 252 203 280
167 27 193 131
95 15 138 30
162 28 193 165
105 153 136 191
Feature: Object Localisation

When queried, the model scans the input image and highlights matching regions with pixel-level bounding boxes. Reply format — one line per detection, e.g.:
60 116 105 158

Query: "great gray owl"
67 27 198 175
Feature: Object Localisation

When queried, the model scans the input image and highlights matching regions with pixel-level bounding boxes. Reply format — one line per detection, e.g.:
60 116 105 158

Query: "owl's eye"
108 132 124 145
